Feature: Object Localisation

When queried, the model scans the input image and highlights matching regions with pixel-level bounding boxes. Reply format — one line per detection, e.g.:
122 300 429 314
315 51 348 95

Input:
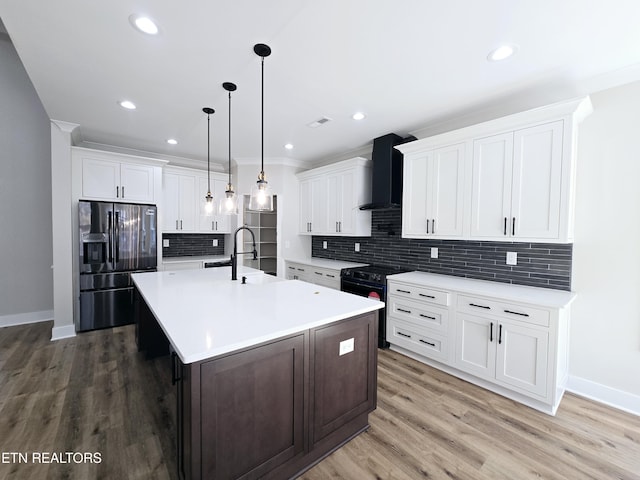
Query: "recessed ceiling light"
119 100 136 110
487 44 518 62
129 14 159 35
284 143 293 150
167 139 178 145
352 112 365 120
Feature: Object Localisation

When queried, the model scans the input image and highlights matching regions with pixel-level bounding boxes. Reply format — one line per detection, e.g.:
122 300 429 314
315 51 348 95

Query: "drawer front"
387 295 448 334
387 319 448 362
387 281 450 307
457 295 550 327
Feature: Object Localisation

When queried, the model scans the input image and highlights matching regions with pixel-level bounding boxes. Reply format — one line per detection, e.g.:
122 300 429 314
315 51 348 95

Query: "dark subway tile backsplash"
312 210 572 290
162 233 225 257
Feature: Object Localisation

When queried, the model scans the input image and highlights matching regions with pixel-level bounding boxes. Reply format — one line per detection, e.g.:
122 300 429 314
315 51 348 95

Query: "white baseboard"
0 310 53 328
51 323 76 341
567 375 640 417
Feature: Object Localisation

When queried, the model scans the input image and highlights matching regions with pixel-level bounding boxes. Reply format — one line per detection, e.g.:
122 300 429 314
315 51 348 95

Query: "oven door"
341 278 388 348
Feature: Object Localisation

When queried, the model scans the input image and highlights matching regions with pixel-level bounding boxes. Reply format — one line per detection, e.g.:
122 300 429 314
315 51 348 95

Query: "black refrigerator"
78 201 157 332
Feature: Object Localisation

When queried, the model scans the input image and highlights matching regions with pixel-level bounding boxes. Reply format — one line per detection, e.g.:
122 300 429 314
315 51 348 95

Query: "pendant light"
218 82 238 215
203 107 215 215
248 43 274 212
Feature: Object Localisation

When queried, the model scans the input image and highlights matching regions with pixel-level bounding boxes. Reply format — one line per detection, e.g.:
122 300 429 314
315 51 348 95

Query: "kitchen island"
132 267 384 480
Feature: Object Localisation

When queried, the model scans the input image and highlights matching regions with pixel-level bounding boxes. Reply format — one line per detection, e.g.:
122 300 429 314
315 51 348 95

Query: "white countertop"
285 257 368 270
387 271 576 308
132 267 384 364
162 255 229 264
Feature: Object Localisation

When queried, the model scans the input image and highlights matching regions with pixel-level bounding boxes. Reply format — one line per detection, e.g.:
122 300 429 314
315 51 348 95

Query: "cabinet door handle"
122 186 125 198
176 220 179 230
397 308 412 314
397 331 411 339
504 309 529 317
469 303 491 310
180 220 183 230
397 289 411 294
338 221 342 232
498 324 503 345
504 217 507 235
215 221 218 230
512 217 516 236
336 221 338 232
116 186 120 198
431 219 435 234
212 221 214 231
426 218 429 234
171 352 181 385
419 339 436 347
418 293 435 299
419 314 436 320
490 322 494 342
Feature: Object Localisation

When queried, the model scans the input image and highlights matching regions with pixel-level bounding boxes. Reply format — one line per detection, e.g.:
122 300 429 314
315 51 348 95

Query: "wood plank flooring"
1 321 639 479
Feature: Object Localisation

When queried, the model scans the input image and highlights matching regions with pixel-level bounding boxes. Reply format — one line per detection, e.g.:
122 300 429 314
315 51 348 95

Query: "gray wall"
0 26 53 318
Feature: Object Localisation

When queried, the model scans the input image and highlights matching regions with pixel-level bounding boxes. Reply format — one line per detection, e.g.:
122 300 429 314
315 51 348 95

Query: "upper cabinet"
162 166 233 234
297 157 372 237
397 97 593 243
403 143 466 238
77 150 161 203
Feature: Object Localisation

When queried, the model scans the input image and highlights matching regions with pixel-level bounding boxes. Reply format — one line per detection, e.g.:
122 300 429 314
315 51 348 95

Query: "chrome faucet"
231 226 258 281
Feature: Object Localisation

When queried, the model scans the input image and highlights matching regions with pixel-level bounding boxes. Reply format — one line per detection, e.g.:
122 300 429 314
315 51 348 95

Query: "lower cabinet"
285 261 341 290
176 311 377 480
386 275 571 415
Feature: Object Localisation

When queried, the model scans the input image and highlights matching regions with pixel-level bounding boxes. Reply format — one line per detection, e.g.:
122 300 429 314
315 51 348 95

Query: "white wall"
0 29 53 326
235 161 310 275
570 81 640 413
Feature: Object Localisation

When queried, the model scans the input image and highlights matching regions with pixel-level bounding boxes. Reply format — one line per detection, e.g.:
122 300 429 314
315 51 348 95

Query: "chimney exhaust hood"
359 133 416 210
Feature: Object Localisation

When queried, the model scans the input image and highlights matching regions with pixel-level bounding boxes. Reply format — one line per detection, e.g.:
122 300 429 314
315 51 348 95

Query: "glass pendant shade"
218 184 238 215
249 174 273 211
204 192 214 215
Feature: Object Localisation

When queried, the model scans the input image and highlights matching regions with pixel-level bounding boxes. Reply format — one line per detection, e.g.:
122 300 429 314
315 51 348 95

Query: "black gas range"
341 264 410 348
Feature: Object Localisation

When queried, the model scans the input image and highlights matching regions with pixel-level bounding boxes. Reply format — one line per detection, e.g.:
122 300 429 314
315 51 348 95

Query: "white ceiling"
2 0 640 168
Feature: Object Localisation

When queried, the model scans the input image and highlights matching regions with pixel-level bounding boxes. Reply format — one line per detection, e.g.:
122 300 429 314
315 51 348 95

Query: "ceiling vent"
307 116 332 128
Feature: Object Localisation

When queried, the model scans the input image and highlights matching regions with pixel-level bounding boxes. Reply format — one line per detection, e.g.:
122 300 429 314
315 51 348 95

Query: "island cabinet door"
195 334 307 480
309 311 378 446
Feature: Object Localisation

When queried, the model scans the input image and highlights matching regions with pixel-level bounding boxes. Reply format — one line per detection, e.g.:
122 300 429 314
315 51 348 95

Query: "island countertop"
132 267 384 364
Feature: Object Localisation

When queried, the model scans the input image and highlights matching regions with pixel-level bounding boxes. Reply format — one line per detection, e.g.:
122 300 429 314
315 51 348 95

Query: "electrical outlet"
431 247 438 259
212 239 218 247
339 338 354 356
506 251 517 265
354 243 360 252
162 239 170 248
323 241 327 249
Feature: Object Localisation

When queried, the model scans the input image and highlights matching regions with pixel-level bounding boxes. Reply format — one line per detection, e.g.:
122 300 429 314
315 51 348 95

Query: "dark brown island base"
132 268 381 480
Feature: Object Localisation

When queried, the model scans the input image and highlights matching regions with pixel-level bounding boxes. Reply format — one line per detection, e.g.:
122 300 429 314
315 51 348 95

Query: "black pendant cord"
207 113 211 193
228 90 232 185
260 54 264 176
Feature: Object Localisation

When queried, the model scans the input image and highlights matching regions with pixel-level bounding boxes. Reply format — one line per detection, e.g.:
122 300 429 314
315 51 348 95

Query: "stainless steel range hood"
359 133 415 210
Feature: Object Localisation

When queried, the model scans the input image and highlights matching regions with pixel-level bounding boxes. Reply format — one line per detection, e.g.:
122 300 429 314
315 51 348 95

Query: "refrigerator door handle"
115 211 120 263
108 211 114 263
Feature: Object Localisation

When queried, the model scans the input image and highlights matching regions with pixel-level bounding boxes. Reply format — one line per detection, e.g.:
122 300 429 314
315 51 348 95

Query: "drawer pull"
419 314 436 320
397 289 411 294
314 272 323 276
288 266 295 270
326 274 335 278
419 339 436 347
469 303 491 310
397 308 412 314
418 293 435 299
297 268 305 271
504 309 529 317
397 331 411 339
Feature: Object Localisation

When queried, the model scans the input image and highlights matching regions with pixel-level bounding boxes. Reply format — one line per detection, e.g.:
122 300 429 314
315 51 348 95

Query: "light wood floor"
1 322 639 480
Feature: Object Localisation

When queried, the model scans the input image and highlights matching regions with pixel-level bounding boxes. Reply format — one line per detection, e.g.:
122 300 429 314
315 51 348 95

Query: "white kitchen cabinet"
386 271 573 415
163 172 197 232
197 176 231 233
396 96 593 243
81 155 155 203
470 121 563 240
298 177 326 234
284 261 341 290
297 157 371 237
402 143 465 238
